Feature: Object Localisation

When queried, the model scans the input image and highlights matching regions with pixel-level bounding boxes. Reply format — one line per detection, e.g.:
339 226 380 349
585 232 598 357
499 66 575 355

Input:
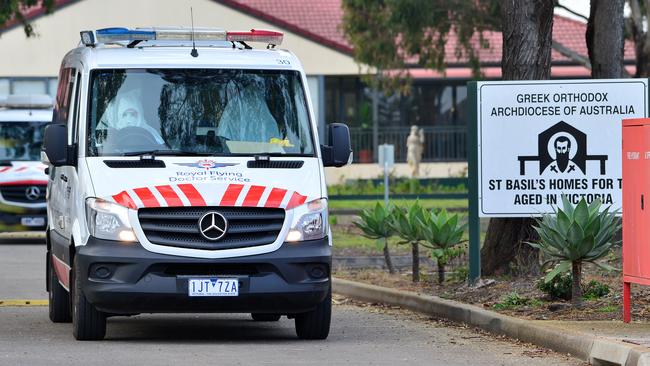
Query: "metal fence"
349 126 467 163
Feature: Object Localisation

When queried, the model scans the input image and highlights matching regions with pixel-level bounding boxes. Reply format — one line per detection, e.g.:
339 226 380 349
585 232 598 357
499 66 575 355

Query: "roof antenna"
190 7 199 57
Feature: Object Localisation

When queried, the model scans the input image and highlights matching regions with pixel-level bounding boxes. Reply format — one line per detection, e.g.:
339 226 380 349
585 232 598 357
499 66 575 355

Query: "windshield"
87 69 315 157
0 121 48 161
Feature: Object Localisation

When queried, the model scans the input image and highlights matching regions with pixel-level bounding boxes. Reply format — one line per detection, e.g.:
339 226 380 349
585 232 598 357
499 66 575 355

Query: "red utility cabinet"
622 118 650 322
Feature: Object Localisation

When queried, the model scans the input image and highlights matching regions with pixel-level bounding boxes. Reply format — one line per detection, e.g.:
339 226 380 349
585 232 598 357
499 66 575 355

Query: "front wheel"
294 286 331 340
72 260 106 341
47 252 71 323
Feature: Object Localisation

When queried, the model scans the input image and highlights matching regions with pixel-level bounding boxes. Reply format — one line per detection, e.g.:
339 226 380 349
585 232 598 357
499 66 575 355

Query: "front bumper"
76 237 331 315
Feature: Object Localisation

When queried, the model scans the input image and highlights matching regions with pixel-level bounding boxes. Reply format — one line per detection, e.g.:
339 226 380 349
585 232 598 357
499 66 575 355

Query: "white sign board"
378 144 394 168
477 79 648 217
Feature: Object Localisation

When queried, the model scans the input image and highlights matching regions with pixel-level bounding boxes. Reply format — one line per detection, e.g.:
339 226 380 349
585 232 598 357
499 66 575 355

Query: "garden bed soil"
334 265 650 322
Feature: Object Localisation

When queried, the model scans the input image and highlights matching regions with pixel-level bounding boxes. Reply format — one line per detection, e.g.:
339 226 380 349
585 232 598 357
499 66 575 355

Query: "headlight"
286 198 328 242
85 198 137 242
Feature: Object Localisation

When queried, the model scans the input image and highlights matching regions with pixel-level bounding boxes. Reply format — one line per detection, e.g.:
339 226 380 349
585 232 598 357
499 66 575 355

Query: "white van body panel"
56 44 326 259
85 156 322 258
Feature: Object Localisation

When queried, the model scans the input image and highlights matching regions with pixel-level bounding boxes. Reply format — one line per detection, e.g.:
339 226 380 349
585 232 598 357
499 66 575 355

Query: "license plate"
188 278 239 297
21 217 45 227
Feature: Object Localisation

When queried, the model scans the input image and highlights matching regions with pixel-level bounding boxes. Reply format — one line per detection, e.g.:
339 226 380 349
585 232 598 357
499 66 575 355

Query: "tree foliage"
627 0 650 77
0 0 54 37
341 0 500 88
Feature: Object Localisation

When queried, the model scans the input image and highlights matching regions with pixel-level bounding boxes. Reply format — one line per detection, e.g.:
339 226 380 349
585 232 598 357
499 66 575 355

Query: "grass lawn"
329 198 467 211
332 229 407 253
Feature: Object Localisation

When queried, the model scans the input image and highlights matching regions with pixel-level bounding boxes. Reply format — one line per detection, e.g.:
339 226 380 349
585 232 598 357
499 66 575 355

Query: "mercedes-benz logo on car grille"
25 186 41 201
198 211 228 241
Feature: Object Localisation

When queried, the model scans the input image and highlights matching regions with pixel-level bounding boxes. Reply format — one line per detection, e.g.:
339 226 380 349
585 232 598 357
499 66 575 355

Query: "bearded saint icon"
543 135 578 174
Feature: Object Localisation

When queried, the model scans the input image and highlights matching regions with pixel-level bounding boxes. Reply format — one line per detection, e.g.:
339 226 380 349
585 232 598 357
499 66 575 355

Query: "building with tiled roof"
0 0 635 171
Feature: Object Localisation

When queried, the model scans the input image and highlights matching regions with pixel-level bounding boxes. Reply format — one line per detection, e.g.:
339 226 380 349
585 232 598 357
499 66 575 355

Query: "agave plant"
390 201 426 282
354 202 396 274
419 209 467 284
528 196 620 305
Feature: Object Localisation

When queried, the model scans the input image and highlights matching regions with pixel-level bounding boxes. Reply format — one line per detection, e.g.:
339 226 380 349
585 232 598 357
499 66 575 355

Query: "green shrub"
418 209 466 284
493 292 540 310
450 266 469 283
528 196 620 305
583 280 610 300
537 275 610 301
390 202 426 282
537 273 572 300
353 202 396 274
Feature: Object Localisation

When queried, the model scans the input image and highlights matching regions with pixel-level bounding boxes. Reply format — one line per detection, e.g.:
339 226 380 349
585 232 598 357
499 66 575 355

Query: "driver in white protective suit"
99 89 165 144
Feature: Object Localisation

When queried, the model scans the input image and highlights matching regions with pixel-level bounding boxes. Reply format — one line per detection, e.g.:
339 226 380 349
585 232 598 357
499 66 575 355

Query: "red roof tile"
218 0 635 65
4 0 636 67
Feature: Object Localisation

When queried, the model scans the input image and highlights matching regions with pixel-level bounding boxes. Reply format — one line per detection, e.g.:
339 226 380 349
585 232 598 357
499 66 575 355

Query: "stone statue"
406 125 425 177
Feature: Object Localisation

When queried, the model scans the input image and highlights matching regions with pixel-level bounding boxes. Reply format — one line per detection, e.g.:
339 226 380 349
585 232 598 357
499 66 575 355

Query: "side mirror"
321 123 352 167
42 124 68 166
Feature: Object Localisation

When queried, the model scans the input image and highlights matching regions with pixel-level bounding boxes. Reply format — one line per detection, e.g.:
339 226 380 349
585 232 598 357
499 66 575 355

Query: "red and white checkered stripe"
112 183 308 210
0 165 46 173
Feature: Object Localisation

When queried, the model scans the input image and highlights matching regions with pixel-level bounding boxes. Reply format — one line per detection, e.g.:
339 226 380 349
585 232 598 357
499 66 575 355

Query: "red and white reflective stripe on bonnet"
111 183 310 209
0 179 48 186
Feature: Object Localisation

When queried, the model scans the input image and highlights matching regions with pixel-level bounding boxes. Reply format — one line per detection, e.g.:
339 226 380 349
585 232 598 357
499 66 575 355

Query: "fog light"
308 264 328 279
93 265 112 279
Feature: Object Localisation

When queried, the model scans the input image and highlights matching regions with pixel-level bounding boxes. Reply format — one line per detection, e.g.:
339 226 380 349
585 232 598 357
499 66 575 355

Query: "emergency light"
80 27 283 47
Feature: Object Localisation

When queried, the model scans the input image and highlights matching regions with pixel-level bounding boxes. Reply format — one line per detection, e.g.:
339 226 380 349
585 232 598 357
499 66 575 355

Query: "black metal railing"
348 126 467 163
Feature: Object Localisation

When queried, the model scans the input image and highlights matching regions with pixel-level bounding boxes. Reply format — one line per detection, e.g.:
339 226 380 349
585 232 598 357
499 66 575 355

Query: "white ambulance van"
42 27 351 340
0 95 51 234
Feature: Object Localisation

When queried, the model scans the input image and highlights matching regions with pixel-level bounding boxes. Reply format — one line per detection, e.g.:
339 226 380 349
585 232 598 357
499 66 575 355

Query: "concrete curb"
333 277 650 366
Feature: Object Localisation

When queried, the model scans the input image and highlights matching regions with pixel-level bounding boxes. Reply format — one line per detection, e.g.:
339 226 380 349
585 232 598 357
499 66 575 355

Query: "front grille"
0 184 47 203
138 207 285 250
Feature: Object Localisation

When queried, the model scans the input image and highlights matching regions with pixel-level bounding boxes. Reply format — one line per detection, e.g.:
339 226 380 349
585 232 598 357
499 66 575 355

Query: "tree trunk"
481 0 554 276
411 243 420 282
482 218 541 276
586 0 625 78
571 260 583 306
437 260 445 284
629 0 650 77
383 238 396 274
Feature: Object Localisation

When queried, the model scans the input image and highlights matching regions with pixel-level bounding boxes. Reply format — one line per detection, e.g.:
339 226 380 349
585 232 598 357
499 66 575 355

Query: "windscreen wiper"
122 150 214 157
0 160 12 166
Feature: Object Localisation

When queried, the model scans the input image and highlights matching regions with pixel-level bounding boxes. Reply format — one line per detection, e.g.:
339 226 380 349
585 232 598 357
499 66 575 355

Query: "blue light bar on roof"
79 27 282 47
97 27 156 42
80 27 156 46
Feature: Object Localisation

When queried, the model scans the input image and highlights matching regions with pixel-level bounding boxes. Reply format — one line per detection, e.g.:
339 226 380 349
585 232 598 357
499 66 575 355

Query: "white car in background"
0 95 52 235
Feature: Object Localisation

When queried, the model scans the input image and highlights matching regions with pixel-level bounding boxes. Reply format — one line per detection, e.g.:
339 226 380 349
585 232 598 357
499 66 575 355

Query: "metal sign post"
378 144 394 206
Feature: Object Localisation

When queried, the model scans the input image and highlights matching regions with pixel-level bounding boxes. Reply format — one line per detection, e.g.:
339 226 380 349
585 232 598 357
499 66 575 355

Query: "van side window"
53 68 75 125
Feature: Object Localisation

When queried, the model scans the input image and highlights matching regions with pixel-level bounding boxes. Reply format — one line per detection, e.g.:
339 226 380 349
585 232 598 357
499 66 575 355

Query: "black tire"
72 260 106 341
251 313 281 322
295 286 331 340
48 253 71 323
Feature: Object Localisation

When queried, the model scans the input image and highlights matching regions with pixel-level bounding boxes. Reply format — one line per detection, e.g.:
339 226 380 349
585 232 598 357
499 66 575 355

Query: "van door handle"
642 194 645 210
60 174 68 182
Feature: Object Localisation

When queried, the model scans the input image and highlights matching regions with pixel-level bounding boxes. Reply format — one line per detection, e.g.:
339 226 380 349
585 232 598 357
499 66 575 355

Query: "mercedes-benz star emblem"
25 186 41 201
198 211 228 241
